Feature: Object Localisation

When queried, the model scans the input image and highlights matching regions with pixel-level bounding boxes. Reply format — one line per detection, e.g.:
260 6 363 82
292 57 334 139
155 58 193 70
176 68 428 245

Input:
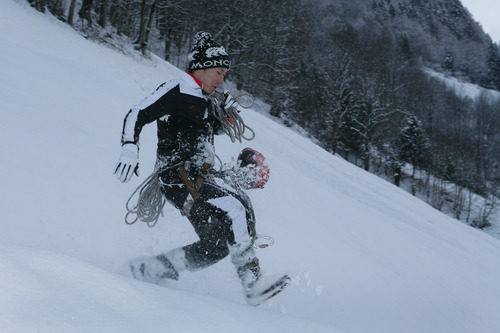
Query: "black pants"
160 172 256 270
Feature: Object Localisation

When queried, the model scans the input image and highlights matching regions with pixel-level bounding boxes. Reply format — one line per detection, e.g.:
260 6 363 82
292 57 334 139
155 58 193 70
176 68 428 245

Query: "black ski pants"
160 171 255 270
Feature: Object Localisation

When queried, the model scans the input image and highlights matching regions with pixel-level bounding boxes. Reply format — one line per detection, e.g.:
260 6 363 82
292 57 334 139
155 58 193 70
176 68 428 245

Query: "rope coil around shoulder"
209 90 255 143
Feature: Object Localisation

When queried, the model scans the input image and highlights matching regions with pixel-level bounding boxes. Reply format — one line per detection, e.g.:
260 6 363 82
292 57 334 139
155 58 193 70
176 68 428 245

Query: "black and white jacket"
121 71 221 177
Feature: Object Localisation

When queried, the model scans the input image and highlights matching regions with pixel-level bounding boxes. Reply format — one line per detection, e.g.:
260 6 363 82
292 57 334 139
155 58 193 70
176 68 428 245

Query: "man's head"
188 31 230 94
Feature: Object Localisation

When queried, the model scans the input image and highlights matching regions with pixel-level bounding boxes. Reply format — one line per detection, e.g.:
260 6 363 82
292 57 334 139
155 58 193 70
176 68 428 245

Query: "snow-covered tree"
399 115 431 176
483 42 500 90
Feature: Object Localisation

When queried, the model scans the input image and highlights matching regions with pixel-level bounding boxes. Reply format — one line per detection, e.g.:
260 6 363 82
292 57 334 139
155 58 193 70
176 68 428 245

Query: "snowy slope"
425 68 500 101
2 1 500 332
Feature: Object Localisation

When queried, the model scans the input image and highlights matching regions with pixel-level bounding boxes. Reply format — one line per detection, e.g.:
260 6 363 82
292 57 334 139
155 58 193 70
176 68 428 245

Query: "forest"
27 0 500 227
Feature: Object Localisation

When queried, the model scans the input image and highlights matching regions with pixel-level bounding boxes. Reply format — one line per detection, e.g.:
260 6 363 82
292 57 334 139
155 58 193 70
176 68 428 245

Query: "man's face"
194 67 228 94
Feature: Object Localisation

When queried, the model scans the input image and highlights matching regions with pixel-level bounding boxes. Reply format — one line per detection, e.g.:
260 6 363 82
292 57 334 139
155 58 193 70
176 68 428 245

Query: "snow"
425 68 500 101
2 0 500 332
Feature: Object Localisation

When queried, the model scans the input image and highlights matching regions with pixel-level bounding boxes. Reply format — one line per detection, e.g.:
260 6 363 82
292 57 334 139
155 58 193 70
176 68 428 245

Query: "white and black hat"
188 31 230 71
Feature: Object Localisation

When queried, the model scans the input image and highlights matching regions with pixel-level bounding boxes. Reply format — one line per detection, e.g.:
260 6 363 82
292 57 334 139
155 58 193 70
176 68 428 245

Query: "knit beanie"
187 31 230 71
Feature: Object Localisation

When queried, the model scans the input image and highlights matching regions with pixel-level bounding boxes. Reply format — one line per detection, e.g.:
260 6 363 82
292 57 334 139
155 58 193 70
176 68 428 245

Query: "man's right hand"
222 90 238 111
114 143 139 183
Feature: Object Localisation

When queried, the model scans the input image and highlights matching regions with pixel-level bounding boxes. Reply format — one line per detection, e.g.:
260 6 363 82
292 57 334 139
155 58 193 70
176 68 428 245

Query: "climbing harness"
177 162 213 216
178 162 212 200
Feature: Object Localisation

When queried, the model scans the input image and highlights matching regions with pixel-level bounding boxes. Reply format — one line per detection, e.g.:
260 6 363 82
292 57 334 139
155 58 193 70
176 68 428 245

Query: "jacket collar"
185 70 203 89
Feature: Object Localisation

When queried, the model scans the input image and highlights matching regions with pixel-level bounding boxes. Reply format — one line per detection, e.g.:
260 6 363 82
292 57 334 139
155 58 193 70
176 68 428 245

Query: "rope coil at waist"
125 171 165 227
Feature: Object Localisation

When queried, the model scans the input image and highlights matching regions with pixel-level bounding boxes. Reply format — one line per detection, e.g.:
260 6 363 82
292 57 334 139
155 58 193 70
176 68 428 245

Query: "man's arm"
121 82 179 145
115 82 179 183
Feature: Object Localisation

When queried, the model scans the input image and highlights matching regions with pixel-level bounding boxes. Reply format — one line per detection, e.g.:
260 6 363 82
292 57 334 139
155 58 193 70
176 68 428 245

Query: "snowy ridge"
425 68 500 101
2 1 500 332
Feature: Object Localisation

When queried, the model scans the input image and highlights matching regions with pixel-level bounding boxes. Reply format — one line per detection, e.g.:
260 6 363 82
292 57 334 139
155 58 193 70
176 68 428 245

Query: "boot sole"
246 274 290 306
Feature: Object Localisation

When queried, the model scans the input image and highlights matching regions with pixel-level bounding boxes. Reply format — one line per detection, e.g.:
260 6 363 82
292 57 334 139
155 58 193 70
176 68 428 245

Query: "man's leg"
160 183 253 274
130 182 288 302
200 185 290 305
130 183 238 282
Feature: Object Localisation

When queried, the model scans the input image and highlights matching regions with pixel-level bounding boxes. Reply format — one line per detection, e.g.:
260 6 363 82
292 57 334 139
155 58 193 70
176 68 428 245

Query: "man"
114 32 288 305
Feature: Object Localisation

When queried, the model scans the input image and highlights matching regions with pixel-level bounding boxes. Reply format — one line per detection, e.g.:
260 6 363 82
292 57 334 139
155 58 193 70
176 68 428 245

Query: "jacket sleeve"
120 82 179 145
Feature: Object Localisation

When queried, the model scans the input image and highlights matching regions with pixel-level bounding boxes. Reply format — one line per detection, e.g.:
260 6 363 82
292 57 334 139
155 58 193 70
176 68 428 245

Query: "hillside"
2 1 500 332
329 0 496 85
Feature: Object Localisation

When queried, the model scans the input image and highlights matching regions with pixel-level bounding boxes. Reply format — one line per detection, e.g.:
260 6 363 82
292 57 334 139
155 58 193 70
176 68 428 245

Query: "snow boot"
130 247 191 284
230 243 290 306
129 252 183 284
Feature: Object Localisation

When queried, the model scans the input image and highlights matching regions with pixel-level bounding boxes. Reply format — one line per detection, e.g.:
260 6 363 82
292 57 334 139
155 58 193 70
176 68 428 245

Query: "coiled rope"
209 90 256 143
125 169 166 227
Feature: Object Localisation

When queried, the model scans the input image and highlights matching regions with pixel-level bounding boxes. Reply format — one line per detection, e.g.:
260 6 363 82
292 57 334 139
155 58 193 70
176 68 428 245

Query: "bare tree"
67 0 77 26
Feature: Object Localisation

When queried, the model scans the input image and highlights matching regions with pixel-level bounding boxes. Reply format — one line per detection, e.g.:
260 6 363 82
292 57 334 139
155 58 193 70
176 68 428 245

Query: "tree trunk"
394 165 401 187
363 156 370 171
141 0 157 55
79 0 93 27
98 0 108 28
135 0 147 45
67 0 77 26
50 0 65 20
164 28 173 61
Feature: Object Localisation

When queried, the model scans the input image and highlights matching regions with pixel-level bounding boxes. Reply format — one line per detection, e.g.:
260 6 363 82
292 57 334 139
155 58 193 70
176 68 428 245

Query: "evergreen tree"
483 42 500 90
291 61 324 129
399 115 431 176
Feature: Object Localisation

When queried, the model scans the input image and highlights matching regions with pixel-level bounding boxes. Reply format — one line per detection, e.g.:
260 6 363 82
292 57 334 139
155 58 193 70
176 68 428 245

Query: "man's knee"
206 196 252 244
